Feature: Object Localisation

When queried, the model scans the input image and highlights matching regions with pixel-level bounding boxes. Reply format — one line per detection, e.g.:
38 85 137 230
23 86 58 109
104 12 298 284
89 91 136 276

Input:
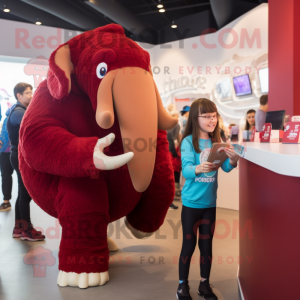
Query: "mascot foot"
57 271 109 288
124 217 154 239
107 237 118 252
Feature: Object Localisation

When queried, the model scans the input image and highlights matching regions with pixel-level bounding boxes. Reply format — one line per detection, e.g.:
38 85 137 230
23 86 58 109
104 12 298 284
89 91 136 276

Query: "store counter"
238 142 300 299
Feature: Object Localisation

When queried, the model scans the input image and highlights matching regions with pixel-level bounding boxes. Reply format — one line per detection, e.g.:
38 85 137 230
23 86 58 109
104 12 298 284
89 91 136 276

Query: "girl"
244 109 256 131
176 99 239 300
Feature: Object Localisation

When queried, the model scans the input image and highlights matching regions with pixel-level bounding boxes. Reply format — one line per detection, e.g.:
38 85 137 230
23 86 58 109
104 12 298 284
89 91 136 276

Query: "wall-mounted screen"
259 67 269 94
233 74 252 97
215 78 231 99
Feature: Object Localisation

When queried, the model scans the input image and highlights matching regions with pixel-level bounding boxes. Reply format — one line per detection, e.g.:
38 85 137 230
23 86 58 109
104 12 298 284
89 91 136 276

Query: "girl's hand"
224 146 239 167
195 161 216 175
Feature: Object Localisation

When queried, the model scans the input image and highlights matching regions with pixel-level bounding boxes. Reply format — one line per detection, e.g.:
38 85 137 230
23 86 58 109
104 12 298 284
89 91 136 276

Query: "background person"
255 94 268 132
228 123 239 143
177 98 239 300
218 115 227 142
167 111 181 210
0 107 15 212
179 106 190 135
244 109 256 131
7 83 45 241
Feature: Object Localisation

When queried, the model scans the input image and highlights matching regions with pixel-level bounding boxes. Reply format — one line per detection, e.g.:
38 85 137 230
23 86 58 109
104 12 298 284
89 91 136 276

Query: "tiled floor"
0 173 241 300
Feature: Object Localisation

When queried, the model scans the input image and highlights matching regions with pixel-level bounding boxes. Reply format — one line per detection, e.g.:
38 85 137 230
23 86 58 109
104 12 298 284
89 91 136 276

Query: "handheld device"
207 143 230 168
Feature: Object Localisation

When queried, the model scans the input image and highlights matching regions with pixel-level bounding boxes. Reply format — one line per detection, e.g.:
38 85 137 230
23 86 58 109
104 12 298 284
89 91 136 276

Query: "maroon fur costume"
18 24 174 274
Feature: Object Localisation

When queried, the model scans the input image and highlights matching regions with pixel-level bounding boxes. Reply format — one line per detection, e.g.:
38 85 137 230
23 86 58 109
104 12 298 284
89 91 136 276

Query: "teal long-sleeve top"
180 135 236 209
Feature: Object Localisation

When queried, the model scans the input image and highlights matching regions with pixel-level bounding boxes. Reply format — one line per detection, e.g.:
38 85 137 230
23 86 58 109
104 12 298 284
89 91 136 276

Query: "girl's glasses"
198 114 219 121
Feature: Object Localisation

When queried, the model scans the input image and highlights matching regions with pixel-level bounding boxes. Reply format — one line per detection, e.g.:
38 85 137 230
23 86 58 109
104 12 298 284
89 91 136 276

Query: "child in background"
176 98 239 300
179 106 190 135
0 107 15 211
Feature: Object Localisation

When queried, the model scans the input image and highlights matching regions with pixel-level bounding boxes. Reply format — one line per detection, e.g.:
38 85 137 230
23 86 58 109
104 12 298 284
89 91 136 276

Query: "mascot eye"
96 62 108 79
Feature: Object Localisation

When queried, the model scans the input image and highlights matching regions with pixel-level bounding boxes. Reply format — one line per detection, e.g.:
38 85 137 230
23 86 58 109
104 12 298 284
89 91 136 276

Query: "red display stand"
260 123 272 142
282 122 300 143
239 158 300 299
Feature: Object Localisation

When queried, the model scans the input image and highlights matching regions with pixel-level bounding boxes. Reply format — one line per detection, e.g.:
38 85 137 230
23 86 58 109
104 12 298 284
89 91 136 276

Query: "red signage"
282 122 300 143
249 126 256 142
260 123 272 143
175 97 190 102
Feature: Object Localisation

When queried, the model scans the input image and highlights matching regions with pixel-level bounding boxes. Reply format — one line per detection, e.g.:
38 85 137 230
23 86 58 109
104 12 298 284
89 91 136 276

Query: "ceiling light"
157 4 163 8
35 18 42 25
3 5 10 12
171 24 177 28
159 8 165 13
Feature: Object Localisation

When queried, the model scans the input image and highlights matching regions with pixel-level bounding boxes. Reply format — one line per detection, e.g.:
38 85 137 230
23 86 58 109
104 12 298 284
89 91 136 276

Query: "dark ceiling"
0 0 268 44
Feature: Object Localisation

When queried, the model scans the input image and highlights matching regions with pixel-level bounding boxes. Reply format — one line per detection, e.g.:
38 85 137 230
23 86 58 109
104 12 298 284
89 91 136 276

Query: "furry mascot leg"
56 176 110 288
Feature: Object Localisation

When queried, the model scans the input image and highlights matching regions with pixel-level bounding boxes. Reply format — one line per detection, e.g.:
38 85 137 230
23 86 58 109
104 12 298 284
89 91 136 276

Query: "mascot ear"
95 24 125 35
47 44 74 100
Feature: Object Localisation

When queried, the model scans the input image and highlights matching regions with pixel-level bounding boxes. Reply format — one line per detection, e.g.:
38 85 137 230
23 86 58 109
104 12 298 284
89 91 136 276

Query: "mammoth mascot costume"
19 24 178 288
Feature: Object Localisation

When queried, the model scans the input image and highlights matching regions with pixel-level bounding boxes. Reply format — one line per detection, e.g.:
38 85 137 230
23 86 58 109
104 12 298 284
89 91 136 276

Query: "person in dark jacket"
7 82 45 241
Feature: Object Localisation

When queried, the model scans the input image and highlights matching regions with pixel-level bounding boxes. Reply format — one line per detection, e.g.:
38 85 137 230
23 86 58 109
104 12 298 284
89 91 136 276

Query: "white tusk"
93 133 134 170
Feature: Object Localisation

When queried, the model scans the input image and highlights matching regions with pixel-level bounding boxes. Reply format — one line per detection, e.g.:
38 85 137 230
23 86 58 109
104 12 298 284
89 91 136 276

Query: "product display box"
250 127 257 142
292 116 300 122
270 130 284 143
243 130 251 142
282 122 300 144
260 123 283 143
260 123 272 142
254 132 261 142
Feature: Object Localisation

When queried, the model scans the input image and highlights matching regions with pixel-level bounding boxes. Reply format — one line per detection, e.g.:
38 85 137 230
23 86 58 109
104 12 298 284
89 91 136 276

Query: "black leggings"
0 152 14 200
10 150 32 224
179 205 216 280
174 171 180 183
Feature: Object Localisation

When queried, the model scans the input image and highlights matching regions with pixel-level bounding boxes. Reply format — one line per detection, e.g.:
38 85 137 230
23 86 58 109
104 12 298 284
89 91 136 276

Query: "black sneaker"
0 202 11 212
198 280 218 300
177 281 192 300
169 203 179 210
